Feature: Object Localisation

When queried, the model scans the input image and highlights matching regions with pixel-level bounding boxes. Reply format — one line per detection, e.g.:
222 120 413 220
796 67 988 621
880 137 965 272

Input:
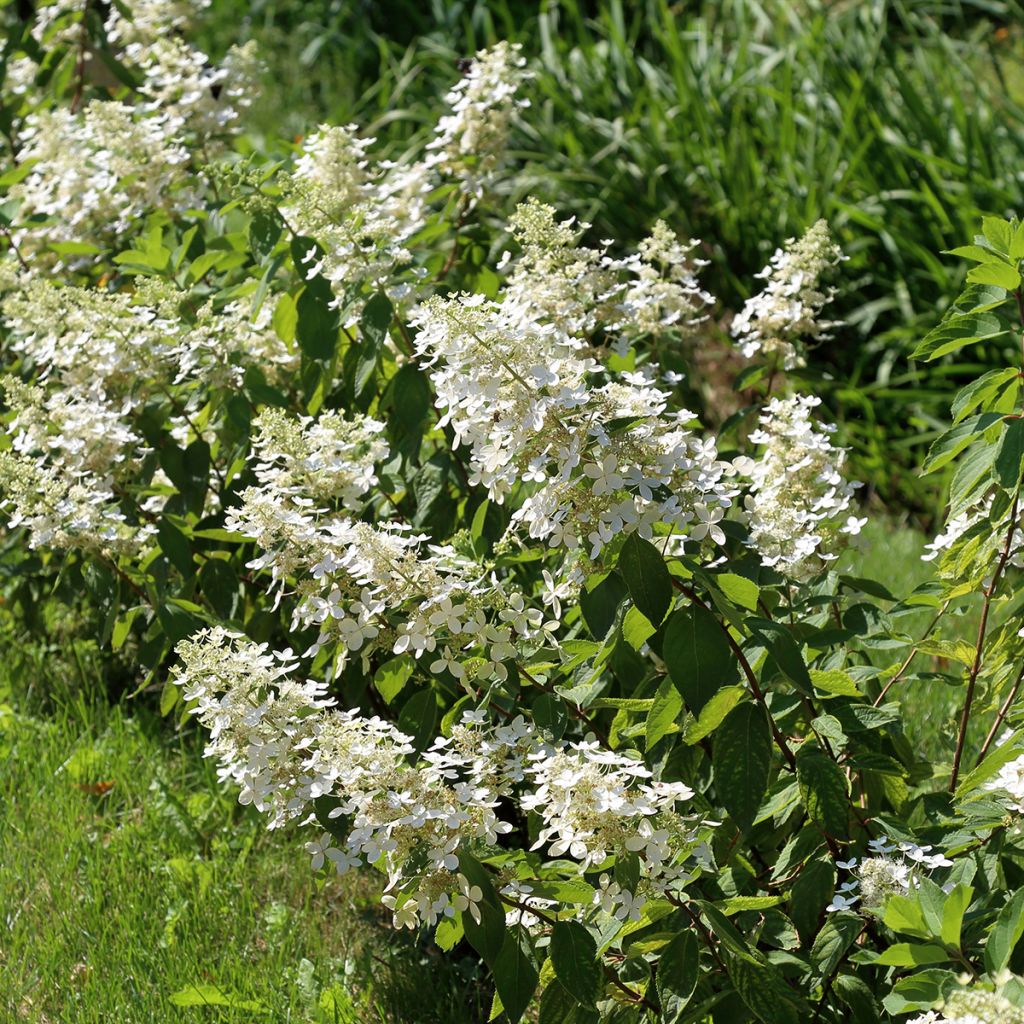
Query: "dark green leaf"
796 744 849 838
618 534 672 627
995 418 1024 490
714 702 771 831
662 605 738 714
550 922 601 1007
657 930 698 1021
493 929 538 1024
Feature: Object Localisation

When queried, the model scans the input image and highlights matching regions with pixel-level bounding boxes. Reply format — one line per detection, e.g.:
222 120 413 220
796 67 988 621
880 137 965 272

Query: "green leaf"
294 270 339 361
374 656 413 704
160 678 180 717
493 929 538 1024
810 914 861 981
272 292 297 343
884 894 931 940
796 744 849 838
810 669 862 698
714 702 771 832
662 604 739 714
435 914 464 952
199 558 240 621
967 261 1020 290
790 859 836 944
550 922 601 1007
912 311 1007 361
874 943 950 967
940 883 973 948
995 418 1024 490
726 953 805 1024
719 895 782 914
618 534 672 627
622 605 656 650
169 984 266 1010
985 887 1024 974
951 367 1018 423
537 981 581 1024
983 216 1014 253
881 969 958 1016
157 519 194 578
646 677 683 750
945 244 1000 263
657 930 698 1022
360 291 393 348
948 442 997 517
715 573 760 612
922 413 1003 474
682 686 746 744
751 620 812 693
579 573 627 641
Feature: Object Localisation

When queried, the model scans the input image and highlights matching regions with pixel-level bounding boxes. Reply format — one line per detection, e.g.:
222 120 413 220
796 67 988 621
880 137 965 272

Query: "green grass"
0 688 487 1023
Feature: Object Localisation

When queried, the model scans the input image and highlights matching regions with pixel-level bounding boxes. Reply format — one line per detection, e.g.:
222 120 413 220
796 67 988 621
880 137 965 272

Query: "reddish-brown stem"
950 491 1020 792
873 603 949 707
975 663 1024 767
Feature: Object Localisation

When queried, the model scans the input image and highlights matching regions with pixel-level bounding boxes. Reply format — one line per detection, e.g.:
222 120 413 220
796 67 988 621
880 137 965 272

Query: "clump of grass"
0 688 487 1023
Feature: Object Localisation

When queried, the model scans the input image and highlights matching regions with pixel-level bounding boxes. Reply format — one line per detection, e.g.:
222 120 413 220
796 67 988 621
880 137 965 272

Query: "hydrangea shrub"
5 3 1024 1022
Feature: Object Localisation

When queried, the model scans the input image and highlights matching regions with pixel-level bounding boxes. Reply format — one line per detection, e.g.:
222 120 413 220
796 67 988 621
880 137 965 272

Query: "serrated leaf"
662 604 739 714
550 922 601 1007
810 669 862 698
618 533 672 627
982 217 1014 254
912 311 1007 361
922 413 1003 474
951 367 1018 423
714 702 771 832
622 605 656 650
967 261 1020 290
682 686 746 744
985 887 1024 974
646 677 682 750
493 929 538 1024
657 930 698 1022
715 573 759 611
810 914 861 981
874 943 950 966
796 744 849 838
719 895 782 914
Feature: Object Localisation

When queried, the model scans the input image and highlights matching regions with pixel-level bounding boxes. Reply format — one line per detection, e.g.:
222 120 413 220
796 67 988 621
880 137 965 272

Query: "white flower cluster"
985 752 1024 813
427 41 530 197
10 102 195 259
226 407 553 675
502 198 712 347
249 408 389 507
174 628 709 931
2 278 296 400
283 124 431 315
283 42 529 316
740 394 863 579
7 0 258 260
826 835 953 913
411 289 738 566
0 376 147 553
731 220 845 370
909 984 1024 1024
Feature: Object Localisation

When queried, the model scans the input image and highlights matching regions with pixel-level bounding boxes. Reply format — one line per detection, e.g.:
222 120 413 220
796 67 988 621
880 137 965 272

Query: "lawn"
0 682 486 1023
